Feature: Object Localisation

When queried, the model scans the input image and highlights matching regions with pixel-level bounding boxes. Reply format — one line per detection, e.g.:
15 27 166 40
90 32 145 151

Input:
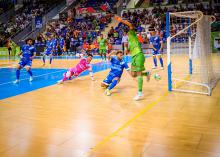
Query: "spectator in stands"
121 32 128 54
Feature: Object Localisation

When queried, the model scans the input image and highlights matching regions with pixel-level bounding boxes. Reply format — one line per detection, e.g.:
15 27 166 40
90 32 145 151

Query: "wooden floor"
0 55 220 157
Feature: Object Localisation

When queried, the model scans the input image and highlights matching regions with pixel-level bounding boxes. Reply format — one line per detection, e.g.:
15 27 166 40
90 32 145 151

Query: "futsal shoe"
145 71 151 82
13 79 19 84
152 66 157 69
105 89 111 96
161 67 164 70
133 92 143 101
57 80 64 84
29 76 33 82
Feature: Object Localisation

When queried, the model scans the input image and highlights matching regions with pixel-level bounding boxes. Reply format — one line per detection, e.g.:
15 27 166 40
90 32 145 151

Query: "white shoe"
152 66 157 69
57 80 64 84
133 93 143 101
29 76 33 82
13 79 19 84
161 67 164 70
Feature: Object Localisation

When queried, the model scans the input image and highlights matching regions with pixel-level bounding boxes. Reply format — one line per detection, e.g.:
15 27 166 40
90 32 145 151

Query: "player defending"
98 34 108 61
115 15 150 100
101 50 130 96
14 38 36 83
149 30 164 69
57 54 94 84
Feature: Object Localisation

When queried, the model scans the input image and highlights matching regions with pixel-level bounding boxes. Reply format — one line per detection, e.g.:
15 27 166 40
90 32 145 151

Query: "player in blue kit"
52 37 58 55
149 30 164 70
59 35 65 54
14 38 36 84
42 36 54 66
101 50 130 96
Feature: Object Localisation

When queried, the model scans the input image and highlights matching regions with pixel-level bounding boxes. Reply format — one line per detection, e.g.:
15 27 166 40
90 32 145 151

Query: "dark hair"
87 53 93 58
116 50 123 55
25 38 34 45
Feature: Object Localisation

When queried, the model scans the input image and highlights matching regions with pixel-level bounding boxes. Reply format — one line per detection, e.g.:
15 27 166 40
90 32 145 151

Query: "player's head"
26 38 34 45
116 51 123 60
87 54 93 63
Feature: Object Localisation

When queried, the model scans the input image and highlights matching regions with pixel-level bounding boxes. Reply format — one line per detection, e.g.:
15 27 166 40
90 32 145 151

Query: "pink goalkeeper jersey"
70 58 91 76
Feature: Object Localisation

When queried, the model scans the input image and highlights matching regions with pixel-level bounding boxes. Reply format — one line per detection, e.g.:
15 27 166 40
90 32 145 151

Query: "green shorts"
131 53 145 72
99 49 107 54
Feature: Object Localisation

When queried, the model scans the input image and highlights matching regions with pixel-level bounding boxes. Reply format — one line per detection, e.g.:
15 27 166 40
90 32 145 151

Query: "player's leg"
25 63 33 82
152 54 157 69
105 77 120 96
57 68 75 84
99 49 103 60
157 54 164 70
131 53 145 100
49 53 53 65
14 61 23 83
42 53 46 65
103 49 107 61
101 74 113 89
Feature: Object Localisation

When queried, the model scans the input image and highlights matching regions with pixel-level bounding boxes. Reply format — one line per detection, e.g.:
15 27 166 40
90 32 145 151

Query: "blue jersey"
21 44 36 60
19 44 36 67
150 35 162 51
52 38 58 49
59 38 65 47
109 57 129 77
46 40 53 52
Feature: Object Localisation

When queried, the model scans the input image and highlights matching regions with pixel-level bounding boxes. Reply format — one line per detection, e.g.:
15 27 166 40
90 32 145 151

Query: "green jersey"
128 30 142 56
98 38 107 50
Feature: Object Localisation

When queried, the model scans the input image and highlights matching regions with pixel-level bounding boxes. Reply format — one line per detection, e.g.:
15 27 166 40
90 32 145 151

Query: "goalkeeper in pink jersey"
57 54 94 84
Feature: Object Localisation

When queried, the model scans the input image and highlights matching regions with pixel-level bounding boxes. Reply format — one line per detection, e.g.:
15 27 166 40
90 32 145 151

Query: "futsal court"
0 54 220 157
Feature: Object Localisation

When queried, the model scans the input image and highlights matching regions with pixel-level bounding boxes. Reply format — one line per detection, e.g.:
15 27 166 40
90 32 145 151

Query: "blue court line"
0 56 135 100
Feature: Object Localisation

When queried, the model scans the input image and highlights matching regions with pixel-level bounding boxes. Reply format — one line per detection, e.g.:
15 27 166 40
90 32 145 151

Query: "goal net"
166 11 220 95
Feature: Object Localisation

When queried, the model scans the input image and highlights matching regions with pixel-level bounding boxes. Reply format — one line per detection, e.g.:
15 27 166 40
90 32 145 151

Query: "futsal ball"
154 73 161 81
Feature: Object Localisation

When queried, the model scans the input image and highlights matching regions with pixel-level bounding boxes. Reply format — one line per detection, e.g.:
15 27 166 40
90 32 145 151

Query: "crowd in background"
106 2 220 45
0 0 63 47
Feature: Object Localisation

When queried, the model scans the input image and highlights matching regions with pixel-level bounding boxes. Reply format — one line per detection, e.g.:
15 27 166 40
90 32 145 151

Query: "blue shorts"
19 58 32 67
152 50 161 56
103 73 121 85
44 50 53 56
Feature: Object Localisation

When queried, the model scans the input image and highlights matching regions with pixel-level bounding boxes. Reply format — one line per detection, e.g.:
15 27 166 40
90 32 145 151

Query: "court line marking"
86 75 190 157
0 69 66 86
85 91 169 156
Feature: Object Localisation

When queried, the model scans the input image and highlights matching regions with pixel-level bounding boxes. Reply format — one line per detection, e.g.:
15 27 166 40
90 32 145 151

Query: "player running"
57 54 94 84
115 15 150 101
14 38 36 84
98 34 108 61
101 50 130 96
149 30 164 69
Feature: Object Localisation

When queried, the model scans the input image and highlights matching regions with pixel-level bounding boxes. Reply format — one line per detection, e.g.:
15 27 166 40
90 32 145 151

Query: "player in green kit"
115 15 150 101
98 34 108 61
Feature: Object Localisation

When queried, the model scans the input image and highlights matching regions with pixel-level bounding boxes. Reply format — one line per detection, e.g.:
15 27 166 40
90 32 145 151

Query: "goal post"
166 11 220 95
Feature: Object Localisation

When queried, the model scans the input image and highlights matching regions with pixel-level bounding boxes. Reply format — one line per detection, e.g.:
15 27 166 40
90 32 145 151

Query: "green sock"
137 76 143 92
142 71 150 76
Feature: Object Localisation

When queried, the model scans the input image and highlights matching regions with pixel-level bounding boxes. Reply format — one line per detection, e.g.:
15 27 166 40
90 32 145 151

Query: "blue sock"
159 57 164 67
43 56 45 63
153 57 157 67
108 80 118 90
27 70 33 76
49 57 52 64
16 69 20 80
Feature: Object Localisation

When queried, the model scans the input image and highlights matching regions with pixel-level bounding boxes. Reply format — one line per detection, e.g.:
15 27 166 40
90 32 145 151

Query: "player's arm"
30 48 37 60
124 63 132 77
115 15 134 30
159 38 164 52
149 37 157 51
106 50 117 60
88 66 95 81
